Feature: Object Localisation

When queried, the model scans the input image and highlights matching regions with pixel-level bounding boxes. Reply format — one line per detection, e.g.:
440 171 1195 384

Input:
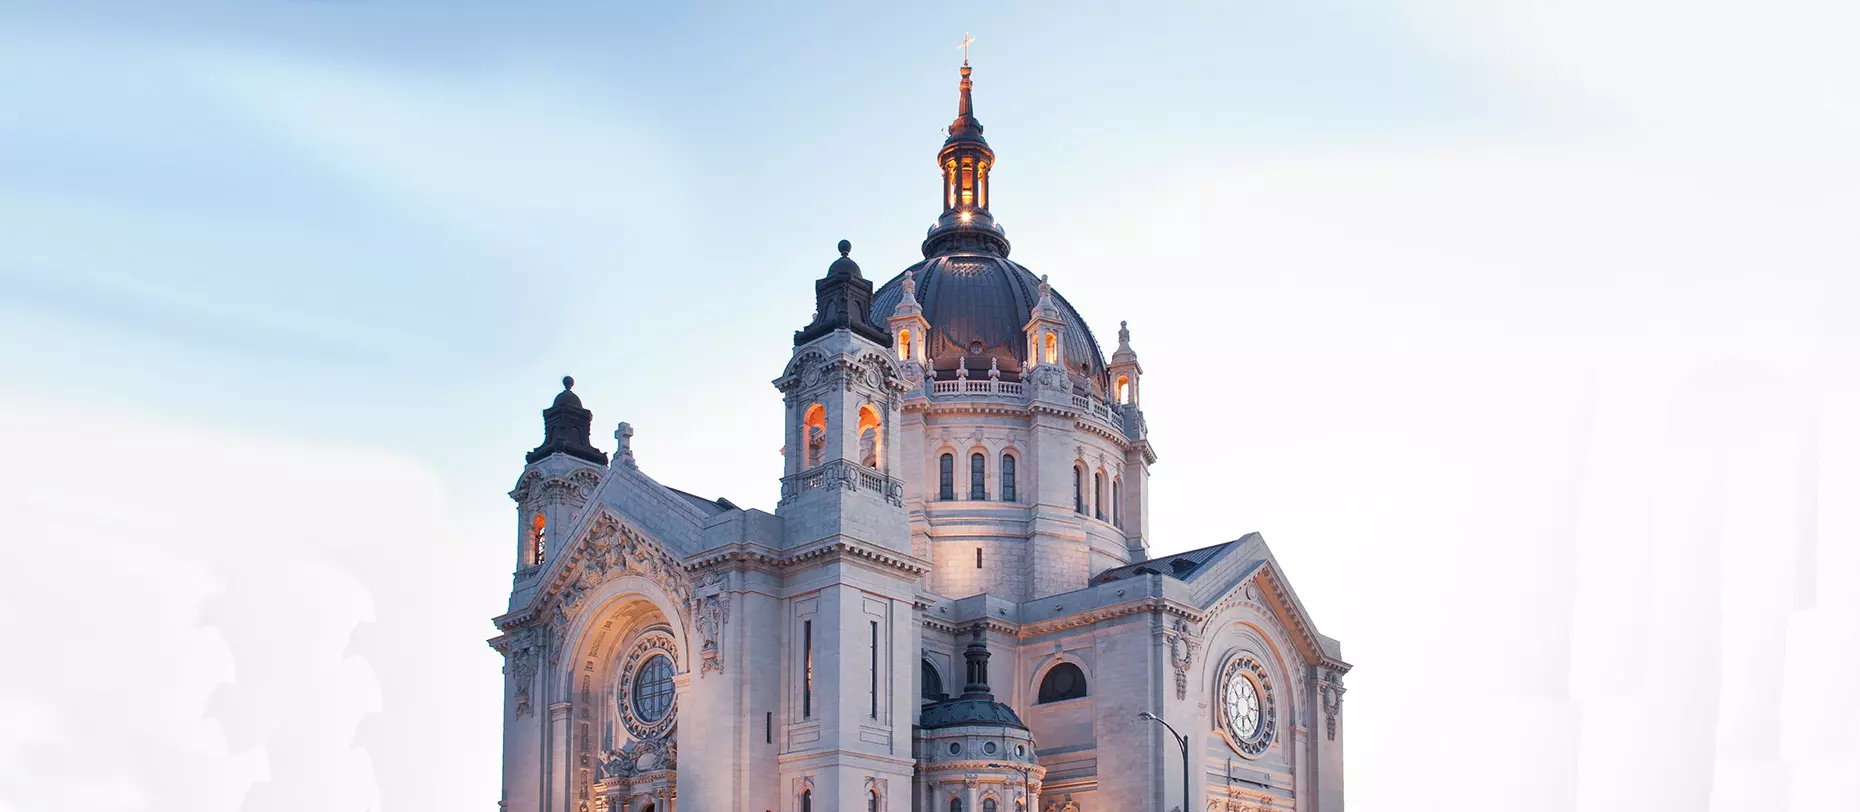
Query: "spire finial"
958 32 975 65
837 239 852 257
562 375 574 390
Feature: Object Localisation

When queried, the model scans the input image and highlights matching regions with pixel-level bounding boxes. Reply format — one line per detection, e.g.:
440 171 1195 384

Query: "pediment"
1196 538 1347 672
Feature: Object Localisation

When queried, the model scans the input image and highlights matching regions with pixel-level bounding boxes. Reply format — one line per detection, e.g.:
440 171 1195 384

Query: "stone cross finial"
615 422 636 468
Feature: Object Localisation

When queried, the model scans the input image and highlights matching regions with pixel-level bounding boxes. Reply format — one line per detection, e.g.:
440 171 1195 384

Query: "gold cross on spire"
958 32 975 65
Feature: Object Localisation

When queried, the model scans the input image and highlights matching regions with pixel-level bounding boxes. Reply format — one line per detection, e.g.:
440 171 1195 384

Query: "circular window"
615 636 680 740
632 653 676 723
948 741 962 755
1015 744 1025 756
983 741 997 755
1217 655 1277 757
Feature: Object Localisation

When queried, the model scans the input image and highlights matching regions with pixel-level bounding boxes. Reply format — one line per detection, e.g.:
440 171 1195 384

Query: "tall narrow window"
859 405 882 469
970 453 987 500
950 798 963 812
1073 466 1084 513
529 514 547 566
803 620 813 718
803 403 827 469
984 801 997 812
765 711 771 743
939 454 955 501
870 791 881 812
802 790 813 812
922 658 943 700
976 547 983 569
870 620 879 719
1044 333 1057 364
1094 473 1105 520
1113 478 1123 528
1117 375 1130 404
898 329 913 361
1001 454 1017 502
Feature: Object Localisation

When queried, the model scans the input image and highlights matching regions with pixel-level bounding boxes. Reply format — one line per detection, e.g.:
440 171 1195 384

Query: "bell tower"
768 240 924 811
509 376 608 573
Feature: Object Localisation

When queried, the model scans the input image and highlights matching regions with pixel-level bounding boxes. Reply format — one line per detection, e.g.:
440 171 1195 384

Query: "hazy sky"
2 2 1856 811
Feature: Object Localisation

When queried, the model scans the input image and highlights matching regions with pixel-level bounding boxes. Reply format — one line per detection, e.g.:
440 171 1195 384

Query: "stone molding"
509 467 604 509
686 538 932 580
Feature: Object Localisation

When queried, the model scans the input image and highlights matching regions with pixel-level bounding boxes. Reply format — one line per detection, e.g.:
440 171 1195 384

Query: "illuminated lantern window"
530 513 547 566
1044 333 1057 364
898 329 913 361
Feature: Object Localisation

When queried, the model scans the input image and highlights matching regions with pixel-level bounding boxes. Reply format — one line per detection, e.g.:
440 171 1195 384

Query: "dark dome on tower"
870 257 1107 385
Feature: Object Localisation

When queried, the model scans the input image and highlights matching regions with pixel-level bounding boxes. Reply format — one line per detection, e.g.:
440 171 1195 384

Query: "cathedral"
491 61 1350 812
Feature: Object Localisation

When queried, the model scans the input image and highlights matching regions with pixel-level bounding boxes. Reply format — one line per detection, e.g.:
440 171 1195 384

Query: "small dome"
827 239 863 279
870 254 1107 386
551 376 583 410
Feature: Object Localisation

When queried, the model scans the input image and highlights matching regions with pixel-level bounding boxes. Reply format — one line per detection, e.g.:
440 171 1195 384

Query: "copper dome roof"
870 254 1107 384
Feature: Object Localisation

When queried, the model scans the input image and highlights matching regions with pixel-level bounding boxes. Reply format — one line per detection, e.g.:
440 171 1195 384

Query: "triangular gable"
1192 534 1348 671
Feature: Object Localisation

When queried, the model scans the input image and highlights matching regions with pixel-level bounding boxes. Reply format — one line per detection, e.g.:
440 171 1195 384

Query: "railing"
930 378 1024 398
779 459 905 507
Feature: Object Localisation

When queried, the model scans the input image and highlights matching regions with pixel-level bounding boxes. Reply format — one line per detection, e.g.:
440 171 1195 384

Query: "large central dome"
865 62 1107 387
870 256 1106 382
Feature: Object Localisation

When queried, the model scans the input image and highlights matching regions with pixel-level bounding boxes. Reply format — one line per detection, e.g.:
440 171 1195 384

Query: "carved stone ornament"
546 513 692 644
1165 618 1200 701
691 573 730 677
510 468 603 509
1217 654 1278 758
498 630 544 717
1320 667 1347 740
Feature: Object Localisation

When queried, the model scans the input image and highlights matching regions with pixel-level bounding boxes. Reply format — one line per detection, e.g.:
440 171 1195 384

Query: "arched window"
803 403 827 469
1093 473 1105 520
950 798 963 812
529 513 547 566
1072 466 1084 514
1037 662 1089 703
858 404 882 469
1044 332 1057 364
983 800 997 812
1116 375 1130 404
939 454 955 501
801 790 812 812
1001 454 1017 502
870 791 881 812
1112 478 1123 528
921 658 943 700
898 328 913 361
970 453 987 500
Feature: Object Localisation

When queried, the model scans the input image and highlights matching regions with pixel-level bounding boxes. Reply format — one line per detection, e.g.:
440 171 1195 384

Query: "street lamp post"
1137 711 1190 812
985 762 1035 811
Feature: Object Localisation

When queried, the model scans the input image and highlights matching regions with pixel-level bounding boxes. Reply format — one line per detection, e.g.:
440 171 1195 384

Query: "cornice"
686 538 932 578
1010 596 1201 639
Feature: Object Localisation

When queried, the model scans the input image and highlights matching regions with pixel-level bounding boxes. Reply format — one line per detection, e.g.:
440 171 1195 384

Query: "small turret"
794 240 890 346
1109 320 1143 407
526 376 609 466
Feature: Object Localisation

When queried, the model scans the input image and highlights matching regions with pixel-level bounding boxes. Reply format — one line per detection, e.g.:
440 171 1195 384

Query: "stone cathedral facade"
491 64 1350 812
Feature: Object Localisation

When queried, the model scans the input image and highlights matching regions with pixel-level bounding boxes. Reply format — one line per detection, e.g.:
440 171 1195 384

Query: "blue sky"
3 2 1856 811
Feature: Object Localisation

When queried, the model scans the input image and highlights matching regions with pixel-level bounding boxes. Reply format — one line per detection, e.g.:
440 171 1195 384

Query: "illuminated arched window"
803 403 827 469
1072 466 1084 514
939 454 955 501
960 158 975 206
529 513 547 566
1116 375 1130 404
1044 333 1057 364
898 329 913 361
1001 454 1017 502
970 453 987 500
859 405 882 469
